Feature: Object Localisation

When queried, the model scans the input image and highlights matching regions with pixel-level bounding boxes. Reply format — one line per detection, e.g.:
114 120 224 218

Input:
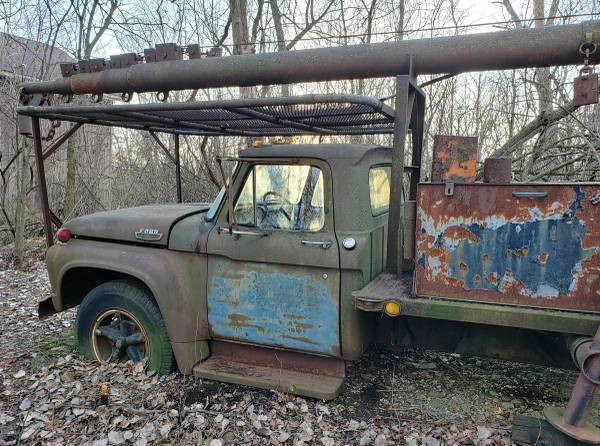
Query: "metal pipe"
544 326 600 443
32 117 54 247
20 21 600 96
174 134 182 203
563 330 600 427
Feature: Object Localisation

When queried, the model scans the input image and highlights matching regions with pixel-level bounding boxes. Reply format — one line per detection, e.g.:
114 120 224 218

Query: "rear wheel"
75 280 174 374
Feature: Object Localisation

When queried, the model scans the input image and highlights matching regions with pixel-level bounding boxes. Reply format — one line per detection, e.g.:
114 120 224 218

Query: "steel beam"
174 134 182 203
387 76 409 275
32 117 54 247
19 21 600 96
42 123 82 160
387 76 424 275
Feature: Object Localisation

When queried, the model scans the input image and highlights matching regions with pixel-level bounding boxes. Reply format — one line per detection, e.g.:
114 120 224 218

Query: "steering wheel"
261 191 292 221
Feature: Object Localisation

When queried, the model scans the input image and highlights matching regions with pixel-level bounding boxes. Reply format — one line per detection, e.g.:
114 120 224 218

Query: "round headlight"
342 236 356 250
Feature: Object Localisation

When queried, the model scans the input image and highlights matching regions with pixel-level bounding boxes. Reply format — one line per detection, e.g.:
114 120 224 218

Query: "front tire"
75 280 174 374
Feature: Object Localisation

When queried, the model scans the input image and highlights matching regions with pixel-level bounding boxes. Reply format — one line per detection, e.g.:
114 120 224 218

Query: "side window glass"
234 169 254 226
369 166 391 215
233 164 325 232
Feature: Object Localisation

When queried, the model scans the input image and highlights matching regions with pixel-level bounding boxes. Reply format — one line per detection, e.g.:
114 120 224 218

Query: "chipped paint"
415 184 600 312
431 135 478 183
207 259 339 355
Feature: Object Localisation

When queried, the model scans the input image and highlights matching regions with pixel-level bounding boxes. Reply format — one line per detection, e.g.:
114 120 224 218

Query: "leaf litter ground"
0 246 592 445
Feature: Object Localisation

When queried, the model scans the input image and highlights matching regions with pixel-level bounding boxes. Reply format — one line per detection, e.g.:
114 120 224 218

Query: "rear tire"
75 280 174 374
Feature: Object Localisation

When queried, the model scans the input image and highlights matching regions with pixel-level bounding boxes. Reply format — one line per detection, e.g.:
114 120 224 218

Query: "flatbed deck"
352 273 600 336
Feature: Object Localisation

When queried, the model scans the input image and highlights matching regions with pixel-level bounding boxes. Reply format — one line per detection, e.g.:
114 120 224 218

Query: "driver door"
206 160 341 357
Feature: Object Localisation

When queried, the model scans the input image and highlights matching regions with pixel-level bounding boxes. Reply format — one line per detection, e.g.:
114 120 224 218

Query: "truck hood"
64 204 209 246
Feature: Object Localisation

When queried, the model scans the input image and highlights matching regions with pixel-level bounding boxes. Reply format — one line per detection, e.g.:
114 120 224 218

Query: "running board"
192 341 345 400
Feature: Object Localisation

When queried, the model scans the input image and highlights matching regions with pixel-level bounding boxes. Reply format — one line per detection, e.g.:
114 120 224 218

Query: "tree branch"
492 101 579 158
501 0 524 28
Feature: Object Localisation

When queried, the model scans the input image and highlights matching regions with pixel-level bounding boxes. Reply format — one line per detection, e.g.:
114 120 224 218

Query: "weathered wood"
512 414 589 446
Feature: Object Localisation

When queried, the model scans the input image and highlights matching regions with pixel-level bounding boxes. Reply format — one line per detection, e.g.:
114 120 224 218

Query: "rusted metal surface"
207 257 340 356
483 157 512 184
194 341 345 400
207 340 345 376
387 76 425 275
352 273 412 312
355 279 600 335
17 94 397 137
19 21 600 96
573 66 599 107
415 183 600 312
45 238 212 372
431 135 478 183
206 158 342 357
544 326 600 443
63 204 207 246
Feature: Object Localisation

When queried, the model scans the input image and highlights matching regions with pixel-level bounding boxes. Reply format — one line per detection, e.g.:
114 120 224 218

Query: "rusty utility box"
415 183 600 312
431 135 478 183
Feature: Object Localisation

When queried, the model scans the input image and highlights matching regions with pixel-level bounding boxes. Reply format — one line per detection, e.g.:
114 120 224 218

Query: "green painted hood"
64 204 209 246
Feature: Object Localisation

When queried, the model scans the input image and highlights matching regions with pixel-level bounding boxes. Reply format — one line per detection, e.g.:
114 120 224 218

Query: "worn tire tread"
75 280 174 374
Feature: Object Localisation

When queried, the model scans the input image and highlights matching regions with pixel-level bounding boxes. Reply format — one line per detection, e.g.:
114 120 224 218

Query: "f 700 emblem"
135 228 163 241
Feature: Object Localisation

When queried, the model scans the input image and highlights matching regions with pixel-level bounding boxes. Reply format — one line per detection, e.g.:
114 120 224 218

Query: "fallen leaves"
0 253 583 445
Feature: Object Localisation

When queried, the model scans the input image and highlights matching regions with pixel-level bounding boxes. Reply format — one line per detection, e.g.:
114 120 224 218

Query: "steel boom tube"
20 21 600 96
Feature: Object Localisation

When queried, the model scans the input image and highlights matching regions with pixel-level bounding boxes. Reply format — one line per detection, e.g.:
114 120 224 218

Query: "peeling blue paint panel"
446 218 594 297
207 258 340 355
416 184 600 312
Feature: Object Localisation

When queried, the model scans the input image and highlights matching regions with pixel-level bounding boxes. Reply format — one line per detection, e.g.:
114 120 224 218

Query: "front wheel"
75 280 174 374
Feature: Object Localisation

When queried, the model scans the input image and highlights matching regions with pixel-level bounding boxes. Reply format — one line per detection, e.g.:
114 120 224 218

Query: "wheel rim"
91 309 148 364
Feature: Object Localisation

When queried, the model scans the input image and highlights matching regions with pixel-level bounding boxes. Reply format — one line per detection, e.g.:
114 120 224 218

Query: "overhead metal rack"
17 88 424 257
16 94 396 137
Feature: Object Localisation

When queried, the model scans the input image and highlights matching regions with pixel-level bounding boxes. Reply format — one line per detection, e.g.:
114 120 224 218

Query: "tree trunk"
270 0 290 96
14 137 30 267
230 0 250 56
524 0 555 180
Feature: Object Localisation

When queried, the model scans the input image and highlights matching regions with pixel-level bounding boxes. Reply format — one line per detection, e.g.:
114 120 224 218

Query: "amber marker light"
384 301 401 317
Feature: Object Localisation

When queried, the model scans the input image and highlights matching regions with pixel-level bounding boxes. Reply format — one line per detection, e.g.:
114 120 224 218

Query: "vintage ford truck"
42 142 600 401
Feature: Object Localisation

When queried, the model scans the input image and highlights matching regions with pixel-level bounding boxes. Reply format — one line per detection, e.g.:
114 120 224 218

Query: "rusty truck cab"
203 144 398 361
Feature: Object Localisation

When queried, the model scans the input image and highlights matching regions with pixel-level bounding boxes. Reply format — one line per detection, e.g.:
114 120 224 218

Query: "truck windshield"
205 187 225 222
234 164 324 232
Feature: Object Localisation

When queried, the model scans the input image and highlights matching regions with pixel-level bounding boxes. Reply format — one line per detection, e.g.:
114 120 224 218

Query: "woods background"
0 0 598 265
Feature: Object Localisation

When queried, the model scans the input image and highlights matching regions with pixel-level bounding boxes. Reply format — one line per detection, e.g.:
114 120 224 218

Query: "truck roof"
240 143 390 161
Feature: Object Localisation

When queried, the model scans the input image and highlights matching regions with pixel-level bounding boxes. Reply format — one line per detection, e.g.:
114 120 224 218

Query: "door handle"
302 239 332 249
232 228 268 237
218 227 268 237
512 191 548 199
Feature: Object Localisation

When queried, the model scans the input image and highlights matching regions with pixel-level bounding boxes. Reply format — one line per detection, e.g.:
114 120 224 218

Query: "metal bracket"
60 63 79 77
444 182 454 197
109 53 141 69
78 58 108 73
187 44 202 59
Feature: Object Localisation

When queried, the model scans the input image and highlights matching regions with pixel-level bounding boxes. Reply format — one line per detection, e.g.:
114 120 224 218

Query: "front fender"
46 239 209 343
